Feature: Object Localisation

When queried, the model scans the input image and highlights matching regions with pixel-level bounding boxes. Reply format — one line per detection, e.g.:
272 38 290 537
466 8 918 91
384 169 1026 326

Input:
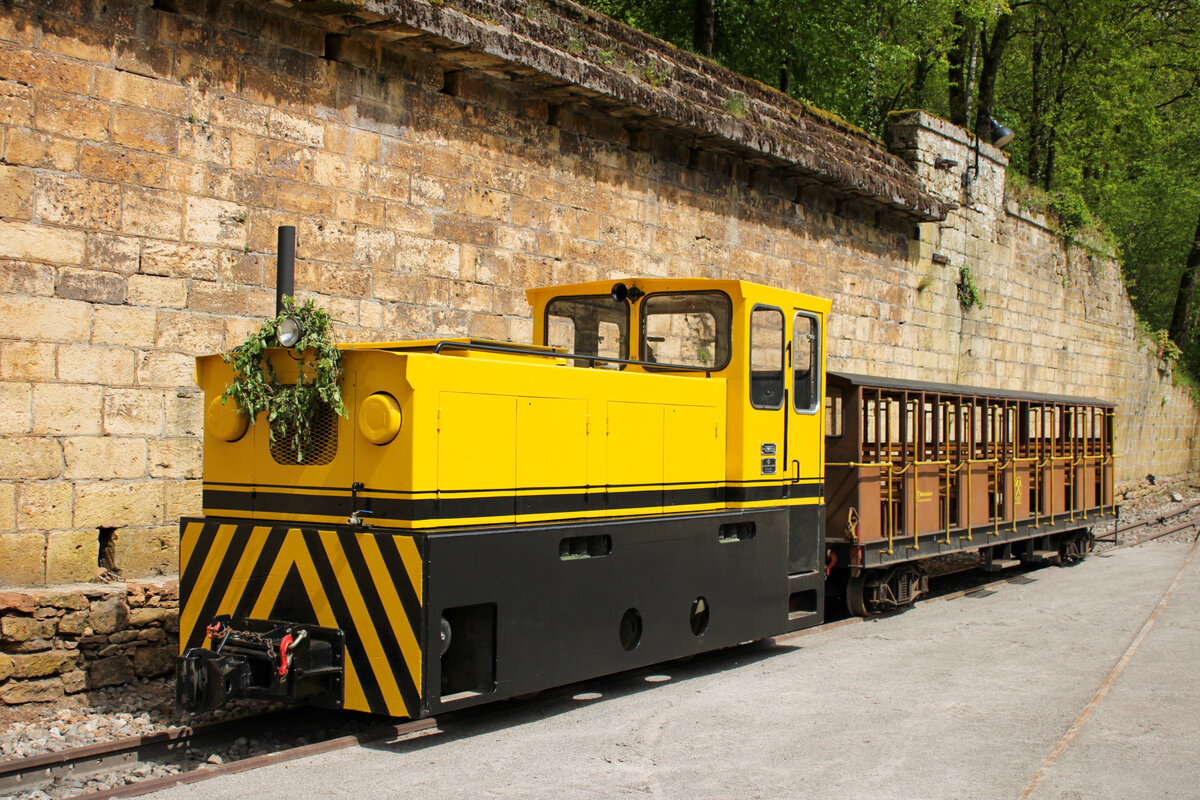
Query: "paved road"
152 540 1200 800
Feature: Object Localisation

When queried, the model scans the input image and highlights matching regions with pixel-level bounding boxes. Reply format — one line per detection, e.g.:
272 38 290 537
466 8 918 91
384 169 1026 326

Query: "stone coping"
268 0 945 221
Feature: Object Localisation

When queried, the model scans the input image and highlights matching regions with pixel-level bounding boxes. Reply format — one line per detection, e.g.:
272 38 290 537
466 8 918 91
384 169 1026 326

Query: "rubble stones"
1 580 178 706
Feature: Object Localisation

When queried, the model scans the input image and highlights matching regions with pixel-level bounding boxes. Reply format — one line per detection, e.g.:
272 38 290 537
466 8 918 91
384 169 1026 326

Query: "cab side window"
749 306 784 409
793 313 820 412
545 296 628 367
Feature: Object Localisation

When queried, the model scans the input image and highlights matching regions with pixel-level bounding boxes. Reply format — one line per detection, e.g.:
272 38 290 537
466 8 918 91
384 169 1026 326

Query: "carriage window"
825 389 844 437
639 292 731 369
792 313 820 413
545 295 629 367
749 306 784 409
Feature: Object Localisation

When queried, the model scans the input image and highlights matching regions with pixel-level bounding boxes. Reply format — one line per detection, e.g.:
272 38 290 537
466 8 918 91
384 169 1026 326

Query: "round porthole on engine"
206 396 248 442
358 392 402 445
619 608 642 652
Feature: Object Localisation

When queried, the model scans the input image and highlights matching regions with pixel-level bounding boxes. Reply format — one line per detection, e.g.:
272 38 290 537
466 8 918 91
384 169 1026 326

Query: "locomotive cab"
179 279 831 719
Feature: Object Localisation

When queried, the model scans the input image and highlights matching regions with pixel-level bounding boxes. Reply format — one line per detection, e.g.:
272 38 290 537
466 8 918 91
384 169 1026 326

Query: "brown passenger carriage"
824 372 1116 615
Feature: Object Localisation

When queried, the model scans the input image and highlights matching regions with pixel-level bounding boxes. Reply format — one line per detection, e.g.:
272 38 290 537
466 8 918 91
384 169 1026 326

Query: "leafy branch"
221 297 346 463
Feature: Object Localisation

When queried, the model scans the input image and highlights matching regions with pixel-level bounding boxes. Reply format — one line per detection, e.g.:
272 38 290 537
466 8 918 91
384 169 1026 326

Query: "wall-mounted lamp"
989 118 1016 148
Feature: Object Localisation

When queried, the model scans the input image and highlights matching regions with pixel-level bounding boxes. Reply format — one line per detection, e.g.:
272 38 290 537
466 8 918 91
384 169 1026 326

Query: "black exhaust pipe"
275 225 295 317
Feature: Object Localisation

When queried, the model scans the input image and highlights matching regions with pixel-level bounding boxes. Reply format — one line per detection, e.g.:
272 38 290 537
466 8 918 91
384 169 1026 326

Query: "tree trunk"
1168 208 1200 348
948 11 971 126
1028 12 1045 184
974 14 1012 140
694 0 715 57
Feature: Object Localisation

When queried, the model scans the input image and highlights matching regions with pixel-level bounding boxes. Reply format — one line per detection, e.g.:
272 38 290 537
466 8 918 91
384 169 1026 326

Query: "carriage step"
1029 549 1060 560
982 558 1021 572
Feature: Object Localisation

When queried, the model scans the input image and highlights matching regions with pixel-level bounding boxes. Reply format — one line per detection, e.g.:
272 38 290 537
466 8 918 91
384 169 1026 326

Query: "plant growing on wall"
957 265 982 310
222 297 346 463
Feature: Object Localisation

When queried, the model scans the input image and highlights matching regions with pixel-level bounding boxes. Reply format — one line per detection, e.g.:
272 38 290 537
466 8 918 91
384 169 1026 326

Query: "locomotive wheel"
846 573 868 617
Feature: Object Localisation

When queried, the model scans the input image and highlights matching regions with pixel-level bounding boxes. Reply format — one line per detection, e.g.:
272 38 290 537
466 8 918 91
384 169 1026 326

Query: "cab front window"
639 291 731 370
545 295 629 367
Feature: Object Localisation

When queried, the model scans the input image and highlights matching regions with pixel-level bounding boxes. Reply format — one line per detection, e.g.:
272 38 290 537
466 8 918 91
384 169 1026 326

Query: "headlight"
276 316 302 348
358 392 402 445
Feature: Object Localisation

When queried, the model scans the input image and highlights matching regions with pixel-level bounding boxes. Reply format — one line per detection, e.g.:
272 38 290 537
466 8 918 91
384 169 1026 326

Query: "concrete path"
151 540 1200 800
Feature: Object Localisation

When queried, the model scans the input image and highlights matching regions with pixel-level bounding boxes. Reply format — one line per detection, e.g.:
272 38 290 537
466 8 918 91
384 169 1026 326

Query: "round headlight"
207 396 249 442
358 392 402 445
276 316 303 348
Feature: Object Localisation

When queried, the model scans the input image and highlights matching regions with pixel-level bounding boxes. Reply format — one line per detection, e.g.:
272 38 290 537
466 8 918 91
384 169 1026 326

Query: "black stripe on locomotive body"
201 480 825 524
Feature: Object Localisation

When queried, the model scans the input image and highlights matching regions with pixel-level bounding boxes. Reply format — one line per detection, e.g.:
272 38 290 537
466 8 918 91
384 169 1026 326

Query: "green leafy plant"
1151 328 1182 364
957 265 982 309
221 297 346 463
723 91 747 117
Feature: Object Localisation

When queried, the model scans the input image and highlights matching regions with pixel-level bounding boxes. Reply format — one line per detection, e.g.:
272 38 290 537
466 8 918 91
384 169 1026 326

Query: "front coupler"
177 617 345 713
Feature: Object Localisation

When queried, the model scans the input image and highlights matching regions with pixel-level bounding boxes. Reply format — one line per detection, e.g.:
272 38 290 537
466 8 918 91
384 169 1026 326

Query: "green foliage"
957 264 982 309
722 91 747 117
221 298 346 463
1151 328 1183 365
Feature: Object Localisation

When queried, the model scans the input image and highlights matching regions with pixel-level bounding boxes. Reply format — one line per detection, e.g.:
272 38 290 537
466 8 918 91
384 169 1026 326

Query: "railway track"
0 709 435 799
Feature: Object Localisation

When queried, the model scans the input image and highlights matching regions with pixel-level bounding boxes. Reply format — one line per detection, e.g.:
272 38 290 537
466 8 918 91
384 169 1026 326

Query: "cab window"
545 295 629 367
793 312 820 412
639 292 731 369
749 306 784 409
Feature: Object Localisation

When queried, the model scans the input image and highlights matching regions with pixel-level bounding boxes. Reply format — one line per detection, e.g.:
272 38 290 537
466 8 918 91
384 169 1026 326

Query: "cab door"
748 305 788 493
785 309 825 575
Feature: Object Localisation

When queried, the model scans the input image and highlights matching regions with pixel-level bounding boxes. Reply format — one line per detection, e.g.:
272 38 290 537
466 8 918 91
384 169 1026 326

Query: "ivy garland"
221 297 346 463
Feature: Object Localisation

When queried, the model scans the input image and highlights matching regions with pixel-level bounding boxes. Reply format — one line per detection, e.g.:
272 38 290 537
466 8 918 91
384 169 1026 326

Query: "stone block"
102 388 164 436
0 260 54 296
61 669 86 693
148 438 202 479
45 530 99 585
141 241 221 280
94 68 189 114
0 163 34 219
10 650 80 678
0 381 31 434
0 295 91 342
73 481 163 528
4 128 76 171
164 480 202 521
188 281 246 314
184 196 249 247
33 383 103 435
120 186 184 239
155 311 226 354
93 306 157 348
86 655 134 688
35 174 123 231
0 653 11 681
137 352 197 389
33 88 108 140
17 481 73 530
112 107 179 155
129 607 174 627
1 615 55 642
0 342 57 381
0 484 14 532
85 233 141 276
0 591 35 613
56 268 127 305
57 611 89 635
0 677 64 703
137 628 166 643
165 390 203 437
0 437 62 479
0 221 87 265
88 596 129 635
63 436 147 480
133 646 175 677
115 526 177 579
57 344 136 385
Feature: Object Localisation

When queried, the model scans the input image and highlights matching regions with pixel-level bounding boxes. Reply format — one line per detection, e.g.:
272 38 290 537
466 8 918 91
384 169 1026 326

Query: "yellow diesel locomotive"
179 278 831 718
178 276 1115 718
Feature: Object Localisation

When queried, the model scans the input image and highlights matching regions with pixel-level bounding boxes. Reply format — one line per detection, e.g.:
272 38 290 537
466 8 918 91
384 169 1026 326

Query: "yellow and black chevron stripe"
179 520 425 718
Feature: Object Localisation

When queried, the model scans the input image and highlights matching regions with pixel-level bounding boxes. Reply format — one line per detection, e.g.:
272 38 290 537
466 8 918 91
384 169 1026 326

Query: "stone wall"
0 0 1196 593
0 581 178 704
